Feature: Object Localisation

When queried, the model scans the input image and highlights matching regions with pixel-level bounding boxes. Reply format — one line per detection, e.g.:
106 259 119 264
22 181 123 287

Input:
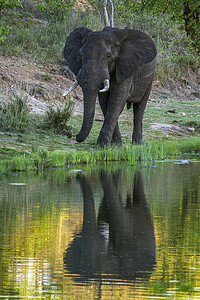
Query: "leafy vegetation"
122 0 200 49
0 0 22 41
0 92 30 132
35 0 76 20
43 96 74 134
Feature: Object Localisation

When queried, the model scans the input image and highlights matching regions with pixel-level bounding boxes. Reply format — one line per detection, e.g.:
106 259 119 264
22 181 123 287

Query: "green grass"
0 137 200 174
0 95 199 174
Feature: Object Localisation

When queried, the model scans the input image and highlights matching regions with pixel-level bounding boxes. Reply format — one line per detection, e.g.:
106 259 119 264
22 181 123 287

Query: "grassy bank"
0 94 200 174
0 137 200 174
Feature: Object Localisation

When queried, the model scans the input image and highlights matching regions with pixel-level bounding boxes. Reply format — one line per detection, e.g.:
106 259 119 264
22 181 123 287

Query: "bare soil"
0 55 84 115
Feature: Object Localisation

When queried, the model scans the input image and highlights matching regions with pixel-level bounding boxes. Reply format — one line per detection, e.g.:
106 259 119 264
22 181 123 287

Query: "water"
0 159 200 299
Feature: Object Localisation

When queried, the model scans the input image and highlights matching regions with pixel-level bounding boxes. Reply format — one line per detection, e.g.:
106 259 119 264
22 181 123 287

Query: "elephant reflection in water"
64 171 156 281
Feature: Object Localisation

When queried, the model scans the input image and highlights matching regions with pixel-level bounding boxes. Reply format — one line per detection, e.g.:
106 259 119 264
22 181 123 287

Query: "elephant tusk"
99 79 110 93
63 80 79 97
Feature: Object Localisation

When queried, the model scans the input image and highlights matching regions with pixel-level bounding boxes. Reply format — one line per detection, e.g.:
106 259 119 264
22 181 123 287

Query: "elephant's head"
64 26 157 142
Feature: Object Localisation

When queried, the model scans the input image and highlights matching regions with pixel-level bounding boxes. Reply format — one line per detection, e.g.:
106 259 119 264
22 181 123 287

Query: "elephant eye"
106 53 111 59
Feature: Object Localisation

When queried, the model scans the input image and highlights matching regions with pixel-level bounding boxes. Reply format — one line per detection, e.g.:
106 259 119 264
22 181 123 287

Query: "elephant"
63 26 157 147
64 170 156 282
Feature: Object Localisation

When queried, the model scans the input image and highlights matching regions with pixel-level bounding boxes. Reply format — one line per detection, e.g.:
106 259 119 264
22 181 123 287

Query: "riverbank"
0 54 199 174
1 136 200 174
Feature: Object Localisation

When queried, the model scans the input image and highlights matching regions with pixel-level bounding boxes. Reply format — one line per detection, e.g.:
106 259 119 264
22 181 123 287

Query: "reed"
0 137 199 174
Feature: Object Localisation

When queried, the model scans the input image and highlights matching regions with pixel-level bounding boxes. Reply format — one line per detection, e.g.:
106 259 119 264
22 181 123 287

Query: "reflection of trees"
146 162 200 289
0 172 83 298
64 170 156 282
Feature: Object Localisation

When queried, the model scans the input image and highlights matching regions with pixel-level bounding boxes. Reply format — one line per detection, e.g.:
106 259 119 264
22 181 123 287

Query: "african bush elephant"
64 170 156 281
63 26 157 147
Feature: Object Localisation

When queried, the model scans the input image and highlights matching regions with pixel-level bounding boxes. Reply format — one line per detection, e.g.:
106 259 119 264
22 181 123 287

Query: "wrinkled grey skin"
64 26 157 147
64 171 156 281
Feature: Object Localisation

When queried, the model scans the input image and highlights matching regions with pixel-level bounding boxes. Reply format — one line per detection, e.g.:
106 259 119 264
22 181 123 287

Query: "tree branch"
109 0 114 27
100 0 110 26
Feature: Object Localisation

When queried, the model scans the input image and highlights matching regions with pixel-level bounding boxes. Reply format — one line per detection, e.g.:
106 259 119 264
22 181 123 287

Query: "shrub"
43 96 74 134
35 0 76 21
0 93 30 132
0 0 22 42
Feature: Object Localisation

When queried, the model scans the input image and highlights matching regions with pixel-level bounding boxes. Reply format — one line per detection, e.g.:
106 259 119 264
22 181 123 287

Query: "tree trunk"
100 0 114 27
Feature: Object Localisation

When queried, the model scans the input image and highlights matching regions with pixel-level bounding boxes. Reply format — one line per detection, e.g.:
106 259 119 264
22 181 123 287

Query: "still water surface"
0 159 200 299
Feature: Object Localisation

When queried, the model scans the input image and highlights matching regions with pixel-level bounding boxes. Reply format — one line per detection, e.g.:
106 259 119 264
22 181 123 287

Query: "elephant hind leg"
132 81 153 144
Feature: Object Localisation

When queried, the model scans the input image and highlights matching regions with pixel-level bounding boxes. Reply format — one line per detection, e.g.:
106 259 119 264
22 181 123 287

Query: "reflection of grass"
1 137 199 173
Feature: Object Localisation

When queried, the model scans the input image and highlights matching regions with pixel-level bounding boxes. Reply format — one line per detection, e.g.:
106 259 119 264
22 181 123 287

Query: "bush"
0 0 22 42
0 93 30 132
43 96 74 134
35 0 76 21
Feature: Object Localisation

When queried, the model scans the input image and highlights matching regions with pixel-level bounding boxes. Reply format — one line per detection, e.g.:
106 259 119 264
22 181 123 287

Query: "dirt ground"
0 55 85 115
0 54 200 137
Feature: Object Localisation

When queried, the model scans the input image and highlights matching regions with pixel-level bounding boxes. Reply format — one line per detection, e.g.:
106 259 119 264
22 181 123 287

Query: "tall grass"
0 92 30 132
1 10 102 62
0 137 199 174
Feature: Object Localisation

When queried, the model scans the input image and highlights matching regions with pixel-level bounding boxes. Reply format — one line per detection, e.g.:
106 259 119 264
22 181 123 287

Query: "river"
0 158 200 299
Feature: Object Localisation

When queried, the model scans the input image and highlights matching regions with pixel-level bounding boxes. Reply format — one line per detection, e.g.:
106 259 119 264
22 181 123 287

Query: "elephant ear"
64 27 93 76
114 28 157 83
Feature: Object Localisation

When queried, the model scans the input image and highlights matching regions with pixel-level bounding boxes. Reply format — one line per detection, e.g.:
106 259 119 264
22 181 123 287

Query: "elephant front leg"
97 118 117 147
97 106 126 148
97 82 129 147
98 92 122 146
111 123 122 146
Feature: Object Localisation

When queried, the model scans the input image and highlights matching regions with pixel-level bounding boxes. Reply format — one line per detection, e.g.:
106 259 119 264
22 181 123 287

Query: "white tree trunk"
100 0 114 27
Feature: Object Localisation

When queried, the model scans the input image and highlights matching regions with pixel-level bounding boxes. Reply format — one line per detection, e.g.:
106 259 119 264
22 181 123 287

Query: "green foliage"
0 9 101 61
36 0 76 20
0 93 30 132
0 23 10 42
43 97 74 133
123 0 200 49
0 0 22 42
0 0 22 10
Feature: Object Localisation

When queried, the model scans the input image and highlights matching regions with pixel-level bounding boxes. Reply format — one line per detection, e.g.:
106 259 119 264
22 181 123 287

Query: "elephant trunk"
76 91 97 142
